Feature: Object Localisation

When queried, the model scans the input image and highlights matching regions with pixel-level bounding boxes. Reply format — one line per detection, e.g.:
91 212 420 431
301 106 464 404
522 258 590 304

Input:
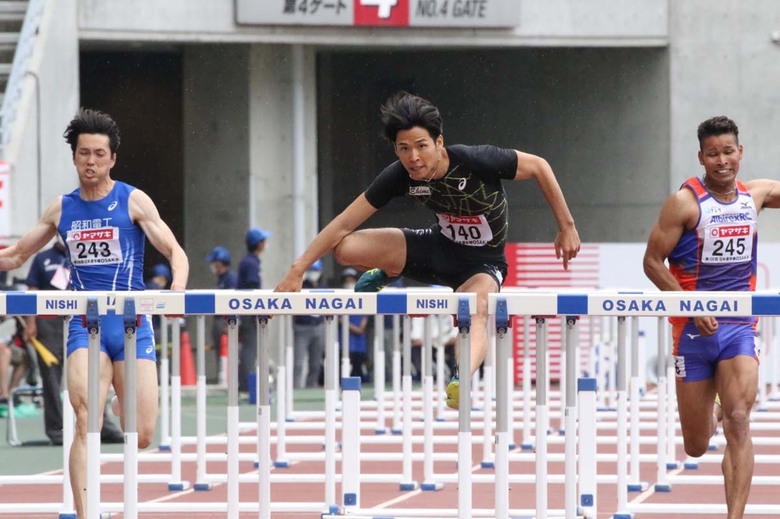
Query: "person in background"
206 246 238 384
340 268 370 382
293 260 326 388
0 321 25 419
237 228 270 392
145 262 172 346
146 263 172 290
24 239 124 444
410 296 458 382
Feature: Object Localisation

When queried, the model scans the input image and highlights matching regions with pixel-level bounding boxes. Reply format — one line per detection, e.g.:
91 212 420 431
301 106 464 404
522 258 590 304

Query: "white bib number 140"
437 213 492 247
360 0 398 18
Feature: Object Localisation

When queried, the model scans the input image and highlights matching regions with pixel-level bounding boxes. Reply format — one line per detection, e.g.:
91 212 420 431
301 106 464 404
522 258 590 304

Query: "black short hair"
697 116 739 149
380 91 443 144
63 108 121 155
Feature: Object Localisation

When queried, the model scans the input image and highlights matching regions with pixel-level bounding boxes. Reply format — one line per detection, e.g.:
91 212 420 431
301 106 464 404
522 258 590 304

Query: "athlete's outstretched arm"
0 198 61 271
276 194 377 292
513 151 580 269
129 190 189 290
746 178 780 210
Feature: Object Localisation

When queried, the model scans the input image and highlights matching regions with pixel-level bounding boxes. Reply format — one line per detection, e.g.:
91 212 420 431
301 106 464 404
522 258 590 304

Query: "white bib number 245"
701 223 753 264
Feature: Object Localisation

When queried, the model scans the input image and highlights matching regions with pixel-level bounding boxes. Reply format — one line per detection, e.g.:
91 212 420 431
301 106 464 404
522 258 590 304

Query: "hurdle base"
193 482 213 491
520 443 534 451
274 459 290 468
654 483 672 492
168 481 191 491
627 481 649 492
613 512 634 519
684 461 699 470
666 461 680 469
421 481 444 491
59 513 77 519
480 460 494 469
391 428 402 435
399 480 419 491
158 443 171 452
374 428 387 435
707 443 718 451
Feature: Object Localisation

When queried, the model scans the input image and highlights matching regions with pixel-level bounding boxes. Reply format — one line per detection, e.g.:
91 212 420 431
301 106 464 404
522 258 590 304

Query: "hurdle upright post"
323 315 338 507
194 316 212 490
373 314 387 434
628 316 648 492
521 314 533 450
168 318 188 491
275 315 290 467
84 297 102 519
494 297 511 519
341 376 361 513
535 316 550 519
225 315 240 519
122 298 139 519
456 296 473 519
159 316 170 451
391 314 402 434
421 316 442 491
481 313 495 469
399 315 418 490
613 316 632 519
564 316 579 519
61 317 76 518
257 316 272 519
654 317 671 491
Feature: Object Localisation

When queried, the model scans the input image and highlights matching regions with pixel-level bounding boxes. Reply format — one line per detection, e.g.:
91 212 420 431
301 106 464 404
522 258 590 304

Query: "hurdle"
7 288 780 518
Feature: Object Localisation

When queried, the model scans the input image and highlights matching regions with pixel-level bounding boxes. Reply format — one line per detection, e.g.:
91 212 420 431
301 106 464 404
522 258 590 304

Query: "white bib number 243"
66 227 124 266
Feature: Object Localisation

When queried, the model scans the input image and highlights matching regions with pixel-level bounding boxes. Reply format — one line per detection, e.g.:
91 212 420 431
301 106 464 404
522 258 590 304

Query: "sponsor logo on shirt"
409 186 431 196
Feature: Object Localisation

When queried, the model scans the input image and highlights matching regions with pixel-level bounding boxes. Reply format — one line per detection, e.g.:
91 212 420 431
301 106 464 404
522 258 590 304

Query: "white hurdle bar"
4 288 780 517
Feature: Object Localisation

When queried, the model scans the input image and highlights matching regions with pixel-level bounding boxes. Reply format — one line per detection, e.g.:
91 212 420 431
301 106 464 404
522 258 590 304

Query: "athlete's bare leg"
716 356 758 519
111 358 159 448
67 348 114 519
333 228 406 277
455 273 499 377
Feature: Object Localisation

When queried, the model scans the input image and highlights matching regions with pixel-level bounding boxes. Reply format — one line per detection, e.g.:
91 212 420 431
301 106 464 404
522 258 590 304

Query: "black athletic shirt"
364 144 517 249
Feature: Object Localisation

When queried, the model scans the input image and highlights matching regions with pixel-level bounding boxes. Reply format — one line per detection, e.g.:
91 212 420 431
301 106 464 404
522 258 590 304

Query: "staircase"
0 1 27 108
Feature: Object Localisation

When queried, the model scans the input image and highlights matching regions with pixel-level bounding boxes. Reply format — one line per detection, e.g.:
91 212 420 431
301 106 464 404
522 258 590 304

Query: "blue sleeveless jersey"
58 181 146 291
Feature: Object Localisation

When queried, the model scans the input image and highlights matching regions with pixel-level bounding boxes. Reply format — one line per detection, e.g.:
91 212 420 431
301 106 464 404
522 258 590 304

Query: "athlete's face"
395 127 443 182
73 133 116 187
698 133 742 187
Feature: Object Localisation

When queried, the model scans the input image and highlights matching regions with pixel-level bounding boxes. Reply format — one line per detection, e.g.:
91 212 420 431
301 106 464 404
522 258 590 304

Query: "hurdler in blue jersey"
0 109 189 519
277 92 581 412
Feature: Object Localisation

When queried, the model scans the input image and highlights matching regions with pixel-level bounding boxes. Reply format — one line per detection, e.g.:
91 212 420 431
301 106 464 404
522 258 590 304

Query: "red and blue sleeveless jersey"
668 177 757 324
57 181 146 291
